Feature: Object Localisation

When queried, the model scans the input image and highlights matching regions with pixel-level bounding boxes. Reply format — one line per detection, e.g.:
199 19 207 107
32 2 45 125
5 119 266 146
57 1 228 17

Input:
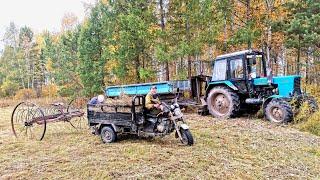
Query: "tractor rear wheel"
265 99 293 123
207 86 240 118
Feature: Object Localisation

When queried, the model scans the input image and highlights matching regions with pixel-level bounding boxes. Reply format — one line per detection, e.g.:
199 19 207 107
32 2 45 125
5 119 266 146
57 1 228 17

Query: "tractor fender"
262 95 286 110
206 81 238 97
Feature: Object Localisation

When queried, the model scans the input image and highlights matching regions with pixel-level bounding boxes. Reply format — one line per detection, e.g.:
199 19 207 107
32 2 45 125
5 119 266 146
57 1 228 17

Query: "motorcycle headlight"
174 108 182 116
170 105 175 110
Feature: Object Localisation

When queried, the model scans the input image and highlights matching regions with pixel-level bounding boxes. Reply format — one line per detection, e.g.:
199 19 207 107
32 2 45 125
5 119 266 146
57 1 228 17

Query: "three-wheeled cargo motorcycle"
87 96 194 145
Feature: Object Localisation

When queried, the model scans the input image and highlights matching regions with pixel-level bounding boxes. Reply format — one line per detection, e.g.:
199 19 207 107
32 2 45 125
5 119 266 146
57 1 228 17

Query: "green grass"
0 107 320 179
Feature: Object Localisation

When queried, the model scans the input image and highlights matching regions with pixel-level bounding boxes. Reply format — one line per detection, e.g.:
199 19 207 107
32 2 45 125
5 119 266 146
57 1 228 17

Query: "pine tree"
78 3 106 96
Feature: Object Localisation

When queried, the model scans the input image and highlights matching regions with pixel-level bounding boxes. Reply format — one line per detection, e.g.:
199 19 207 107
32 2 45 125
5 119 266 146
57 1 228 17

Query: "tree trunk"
159 0 169 81
306 47 311 84
136 55 140 83
185 9 192 80
223 13 228 52
296 35 301 75
187 55 192 79
266 25 272 68
246 0 251 49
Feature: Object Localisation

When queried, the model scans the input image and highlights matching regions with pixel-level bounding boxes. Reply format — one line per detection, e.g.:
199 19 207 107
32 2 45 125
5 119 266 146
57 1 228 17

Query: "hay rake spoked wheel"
66 98 87 129
11 102 47 141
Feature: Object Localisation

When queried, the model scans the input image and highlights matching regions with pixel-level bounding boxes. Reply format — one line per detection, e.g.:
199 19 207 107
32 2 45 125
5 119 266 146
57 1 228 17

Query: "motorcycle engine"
156 119 167 132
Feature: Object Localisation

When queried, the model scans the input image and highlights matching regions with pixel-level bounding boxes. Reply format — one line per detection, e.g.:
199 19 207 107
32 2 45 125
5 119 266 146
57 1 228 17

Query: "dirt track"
0 107 319 179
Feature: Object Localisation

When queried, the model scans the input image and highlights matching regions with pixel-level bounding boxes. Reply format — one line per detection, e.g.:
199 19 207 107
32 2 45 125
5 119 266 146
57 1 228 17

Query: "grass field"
0 105 320 179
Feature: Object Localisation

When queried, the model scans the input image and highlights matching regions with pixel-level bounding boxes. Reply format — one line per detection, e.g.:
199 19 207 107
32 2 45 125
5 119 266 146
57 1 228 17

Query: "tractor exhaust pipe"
245 98 263 105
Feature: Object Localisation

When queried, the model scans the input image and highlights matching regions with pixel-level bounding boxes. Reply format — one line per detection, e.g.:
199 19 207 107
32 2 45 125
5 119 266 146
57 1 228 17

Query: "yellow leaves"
61 13 78 31
108 45 118 54
14 88 37 100
105 59 118 72
272 32 285 48
51 34 60 44
100 0 109 6
112 34 119 41
148 24 160 35
46 59 54 72
41 84 58 98
35 34 45 49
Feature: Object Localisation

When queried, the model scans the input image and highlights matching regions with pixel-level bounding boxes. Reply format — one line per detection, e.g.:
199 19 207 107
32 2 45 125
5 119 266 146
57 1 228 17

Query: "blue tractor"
205 50 318 123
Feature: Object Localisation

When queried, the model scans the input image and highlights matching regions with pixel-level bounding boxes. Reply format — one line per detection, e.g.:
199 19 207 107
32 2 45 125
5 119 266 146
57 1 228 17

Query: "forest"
0 0 319 98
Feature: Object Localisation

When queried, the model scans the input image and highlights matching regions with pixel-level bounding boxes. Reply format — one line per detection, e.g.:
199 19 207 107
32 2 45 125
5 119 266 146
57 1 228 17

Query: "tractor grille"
293 77 302 95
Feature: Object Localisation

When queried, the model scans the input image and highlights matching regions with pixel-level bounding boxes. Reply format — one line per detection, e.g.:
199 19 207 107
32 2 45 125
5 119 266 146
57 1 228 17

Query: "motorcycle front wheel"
179 129 194 146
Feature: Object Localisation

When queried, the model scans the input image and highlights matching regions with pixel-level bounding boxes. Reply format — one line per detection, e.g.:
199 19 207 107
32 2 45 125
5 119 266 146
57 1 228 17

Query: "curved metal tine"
13 104 27 135
17 109 27 134
28 109 36 139
69 116 80 129
69 121 77 129
69 116 85 130
29 109 42 139
16 103 29 123
22 104 31 138
15 108 24 123
15 108 26 134
25 105 33 139
27 106 41 139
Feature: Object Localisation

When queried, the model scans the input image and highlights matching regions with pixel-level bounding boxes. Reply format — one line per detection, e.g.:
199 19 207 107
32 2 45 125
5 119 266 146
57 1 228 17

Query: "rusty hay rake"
11 99 86 141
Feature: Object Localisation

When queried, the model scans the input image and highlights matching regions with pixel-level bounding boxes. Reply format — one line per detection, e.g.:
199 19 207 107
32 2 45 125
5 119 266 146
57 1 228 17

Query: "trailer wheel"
207 86 240 118
100 126 116 143
265 99 293 123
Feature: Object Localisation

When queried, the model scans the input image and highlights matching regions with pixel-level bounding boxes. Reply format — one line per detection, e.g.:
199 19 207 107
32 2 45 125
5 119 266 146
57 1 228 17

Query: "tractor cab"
211 50 267 94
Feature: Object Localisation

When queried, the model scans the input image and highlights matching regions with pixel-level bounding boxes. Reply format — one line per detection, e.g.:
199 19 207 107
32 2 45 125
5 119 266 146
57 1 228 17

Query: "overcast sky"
0 0 96 51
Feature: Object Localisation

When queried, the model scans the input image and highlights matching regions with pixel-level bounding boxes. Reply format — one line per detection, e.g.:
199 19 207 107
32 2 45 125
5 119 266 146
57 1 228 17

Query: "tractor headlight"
272 88 279 94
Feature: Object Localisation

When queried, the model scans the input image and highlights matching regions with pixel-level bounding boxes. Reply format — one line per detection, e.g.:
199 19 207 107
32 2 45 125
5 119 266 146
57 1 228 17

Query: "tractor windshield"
212 60 227 81
247 54 265 78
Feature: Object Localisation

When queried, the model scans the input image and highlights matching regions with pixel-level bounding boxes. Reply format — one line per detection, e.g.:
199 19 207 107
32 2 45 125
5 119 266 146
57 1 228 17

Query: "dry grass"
0 105 320 179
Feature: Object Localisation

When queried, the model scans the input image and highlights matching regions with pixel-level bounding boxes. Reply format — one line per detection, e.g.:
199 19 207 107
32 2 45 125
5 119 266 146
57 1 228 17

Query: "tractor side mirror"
247 54 257 65
249 55 257 65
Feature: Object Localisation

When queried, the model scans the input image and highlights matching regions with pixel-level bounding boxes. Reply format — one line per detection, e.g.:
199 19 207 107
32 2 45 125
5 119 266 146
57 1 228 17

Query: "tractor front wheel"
265 99 293 123
207 86 240 119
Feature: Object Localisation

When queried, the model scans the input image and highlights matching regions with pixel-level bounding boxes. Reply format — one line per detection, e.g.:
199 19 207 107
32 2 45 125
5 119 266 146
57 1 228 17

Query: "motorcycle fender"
180 124 189 130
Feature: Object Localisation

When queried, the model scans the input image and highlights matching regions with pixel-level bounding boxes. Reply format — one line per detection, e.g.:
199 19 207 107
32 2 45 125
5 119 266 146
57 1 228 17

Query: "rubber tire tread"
207 86 240 118
100 126 117 143
180 129 194 146
265 99 293 123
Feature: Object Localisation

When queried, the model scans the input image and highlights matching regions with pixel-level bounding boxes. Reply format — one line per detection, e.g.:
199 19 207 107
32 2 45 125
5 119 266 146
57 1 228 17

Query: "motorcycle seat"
145 114 158 118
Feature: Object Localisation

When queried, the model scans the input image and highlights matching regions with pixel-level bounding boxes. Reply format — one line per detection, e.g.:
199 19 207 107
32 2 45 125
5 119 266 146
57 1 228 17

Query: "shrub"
294 102 312 123
58 84 82 97
300 111 320 136
293 83 320 136
14 88 37 100
0 79 19 97
41 84 58 97
304 84 320 102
